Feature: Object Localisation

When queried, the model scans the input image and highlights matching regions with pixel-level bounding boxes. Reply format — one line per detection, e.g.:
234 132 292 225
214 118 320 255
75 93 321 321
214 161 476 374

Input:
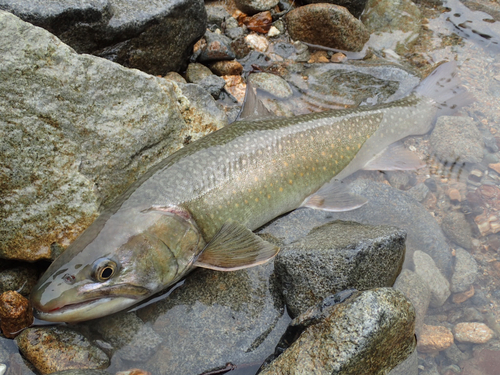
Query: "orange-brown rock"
448 188 461 202
116 369 152 375
308 50 329 63
331 52 347 63
240 11 273 33
452 285 475 304
222 75 246 103
489 163 500 174
0 291 33 338
209 60 243 76
417 324 454 353
454 322 494 344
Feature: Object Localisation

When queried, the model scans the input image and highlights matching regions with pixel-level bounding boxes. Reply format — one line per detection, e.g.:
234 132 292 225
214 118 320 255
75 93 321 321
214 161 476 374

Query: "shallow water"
3 0 500 374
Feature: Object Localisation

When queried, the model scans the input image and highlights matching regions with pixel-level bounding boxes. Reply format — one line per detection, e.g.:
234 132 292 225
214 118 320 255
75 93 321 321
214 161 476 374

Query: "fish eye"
92 258 120 282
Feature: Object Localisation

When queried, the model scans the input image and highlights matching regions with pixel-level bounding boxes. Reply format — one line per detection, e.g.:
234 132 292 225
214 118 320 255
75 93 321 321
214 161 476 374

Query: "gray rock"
198 30 236 62
92 312 162 362
413 250 451 307
361 0 422 53
0 263 38 296
301 0 368 18
249 73 294 99
185 62 213 83
407 183 429 202
451 247 479 293
441 211 473 249
430 116 484 164
394 269 431 335
260 288 416 375
5 352 37 375
444 342 472 363
285 4 369 52
234 0 280 15
0 11 224 261
275 221 406 317
206 5 231 29
15 327 109 374
197 75 227 99
129 263 290 375
49 371 109 375
0 0 207 75
225 25 247 40
260 179 453 276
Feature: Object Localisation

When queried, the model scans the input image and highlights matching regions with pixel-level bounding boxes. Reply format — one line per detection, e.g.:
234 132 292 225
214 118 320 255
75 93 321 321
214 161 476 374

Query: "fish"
30 61 473 322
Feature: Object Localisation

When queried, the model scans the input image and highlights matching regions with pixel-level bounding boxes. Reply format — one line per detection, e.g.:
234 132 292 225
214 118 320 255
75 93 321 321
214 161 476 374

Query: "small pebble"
0 364 5 375
489 163 500 174
222 75 246 103
451 247 478 293
245 33 269 52
413 251 451 307
268 26 280 37
452 285 475 304
453 322 494 343
330 52 347 63
163 72 186 83
308 50 329 63
448 188 461 201
209 60 243 76
115 369 151 375
0 291 33 338
417 324 454 353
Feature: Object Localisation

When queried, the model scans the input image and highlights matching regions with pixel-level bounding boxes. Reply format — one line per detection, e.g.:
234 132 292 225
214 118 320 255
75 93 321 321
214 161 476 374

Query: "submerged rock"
260 288 416 375
275 221 406 317
0 0 207 75
300 0 368 18
451 247 479 293
98 262 290 375
285 4 369 52
0 291 33 338
15 327 109 374
413 250 451 307
430 116 484 164
0 11 224 262
261 179 453 276
441 211 473 249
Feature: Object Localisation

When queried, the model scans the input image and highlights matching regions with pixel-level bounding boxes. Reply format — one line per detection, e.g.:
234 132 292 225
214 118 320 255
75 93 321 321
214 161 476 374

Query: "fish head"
31 207 203 322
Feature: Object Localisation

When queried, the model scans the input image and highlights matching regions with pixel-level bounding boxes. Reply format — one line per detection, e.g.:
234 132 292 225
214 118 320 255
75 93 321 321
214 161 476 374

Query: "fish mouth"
33 296 139 322
32 284 152 323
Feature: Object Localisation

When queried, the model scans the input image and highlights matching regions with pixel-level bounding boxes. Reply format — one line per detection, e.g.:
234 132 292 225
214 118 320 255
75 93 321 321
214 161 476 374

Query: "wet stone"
0 264 38 297
245 33 269 52
49 371 110 375
417 324 454 353
0 0 207 75
260 288 416 375
459 347 500 375
407 183 430 202
394 269 431 335
453 322 494 344
0 291 33 338
163 71 186 84
131 263 289 375
234 0 280 15
442 212 473 249
261 180 453 276
444 342 472 363
451 247 479 293
275 221 406 317
198 30 236 62
430 116 485 164
413 250 451 307
285 4 369 52
15 327 109 374
300 0 368 18
248 73 293 99
91 312 163 363
206 5 231 29
5 352 37 375
0 10 191 262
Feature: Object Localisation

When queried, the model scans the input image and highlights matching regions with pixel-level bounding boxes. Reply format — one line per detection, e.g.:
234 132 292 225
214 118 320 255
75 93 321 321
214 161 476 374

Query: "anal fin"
194 222 279 271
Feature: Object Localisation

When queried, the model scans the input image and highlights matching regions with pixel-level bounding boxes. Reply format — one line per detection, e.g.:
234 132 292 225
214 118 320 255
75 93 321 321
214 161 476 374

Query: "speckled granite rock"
413 250 451 307
234 0 280 14
261 179 453 276
0 262 38 296
285 4 369 52
275 221 406 317
441 211 473 249
259 288 416 375
0 0 207 75
0 11 225 261
15 327 109 374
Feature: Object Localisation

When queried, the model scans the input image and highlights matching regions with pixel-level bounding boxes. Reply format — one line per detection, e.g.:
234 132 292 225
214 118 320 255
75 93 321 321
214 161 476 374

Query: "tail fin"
414 61 475 117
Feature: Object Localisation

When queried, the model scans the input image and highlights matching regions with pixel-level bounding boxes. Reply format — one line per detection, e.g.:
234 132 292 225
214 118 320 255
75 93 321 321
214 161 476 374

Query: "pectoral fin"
194 222 279 271
301 181 367 212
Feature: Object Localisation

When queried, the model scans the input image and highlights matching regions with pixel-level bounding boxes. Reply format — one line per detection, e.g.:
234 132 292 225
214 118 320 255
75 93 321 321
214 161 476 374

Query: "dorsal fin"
236 81 274 121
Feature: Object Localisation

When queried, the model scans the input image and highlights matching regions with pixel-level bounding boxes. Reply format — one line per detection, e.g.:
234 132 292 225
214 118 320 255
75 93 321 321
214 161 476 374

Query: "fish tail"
414 61 474 118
